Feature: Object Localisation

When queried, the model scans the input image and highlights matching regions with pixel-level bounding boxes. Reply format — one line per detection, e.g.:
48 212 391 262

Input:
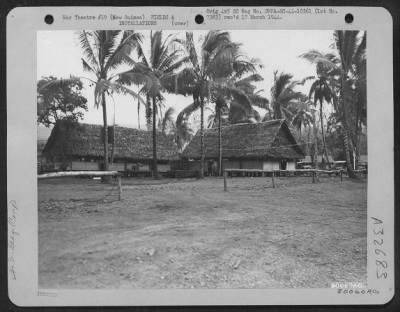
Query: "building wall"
70 161 100 171
157 163 171 172
109 163 126 171
241 160 263 170
262 160 280 171
124 162 150 171
223 160 240 170
188 161 201 171
67 160 170 172
286 160 296 170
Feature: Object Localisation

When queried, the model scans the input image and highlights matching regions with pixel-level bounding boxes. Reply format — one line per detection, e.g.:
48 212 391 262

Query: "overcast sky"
37 30 336 133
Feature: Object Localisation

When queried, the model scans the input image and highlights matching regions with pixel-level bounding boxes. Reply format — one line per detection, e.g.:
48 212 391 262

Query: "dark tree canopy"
37 76 88 127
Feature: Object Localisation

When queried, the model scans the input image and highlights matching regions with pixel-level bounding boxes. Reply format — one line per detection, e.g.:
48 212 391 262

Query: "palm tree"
270 71 305 121
291 104 313 141
172 31 244 178
300 35 363 179
175 106 195 152
225 76 269 124
347 33 366 167
308 71 336 168
119 31 188 179
333 31 362 178
78 30 144 176
211 72 266 175
158 107 175 134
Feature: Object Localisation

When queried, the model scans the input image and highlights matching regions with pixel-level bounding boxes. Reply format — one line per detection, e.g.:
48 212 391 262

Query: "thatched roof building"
43 121 179 161
182 120 305 160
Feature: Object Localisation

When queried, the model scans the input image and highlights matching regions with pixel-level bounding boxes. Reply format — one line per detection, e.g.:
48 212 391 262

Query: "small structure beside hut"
181 119 305 174
43 121 179 176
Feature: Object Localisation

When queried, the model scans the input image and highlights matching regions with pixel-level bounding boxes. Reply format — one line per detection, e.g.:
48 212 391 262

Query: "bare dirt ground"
39 175 367 289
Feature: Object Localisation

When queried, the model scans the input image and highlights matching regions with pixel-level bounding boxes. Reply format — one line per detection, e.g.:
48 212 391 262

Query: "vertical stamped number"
371 217 387 279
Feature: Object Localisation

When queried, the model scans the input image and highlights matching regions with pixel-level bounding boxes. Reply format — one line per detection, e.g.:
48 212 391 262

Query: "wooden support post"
312 170 315 183
271 171 275 188
224 171 227 192
117 175 122 200
340 170 343 182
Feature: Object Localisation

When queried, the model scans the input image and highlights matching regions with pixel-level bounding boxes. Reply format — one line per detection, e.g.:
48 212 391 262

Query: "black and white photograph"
36 29 369 290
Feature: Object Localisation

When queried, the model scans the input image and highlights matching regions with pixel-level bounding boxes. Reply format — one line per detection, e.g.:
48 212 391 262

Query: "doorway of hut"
280 159 287 170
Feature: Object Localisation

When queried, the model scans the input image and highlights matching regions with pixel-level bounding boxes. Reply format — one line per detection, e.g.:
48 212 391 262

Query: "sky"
37 30 336 137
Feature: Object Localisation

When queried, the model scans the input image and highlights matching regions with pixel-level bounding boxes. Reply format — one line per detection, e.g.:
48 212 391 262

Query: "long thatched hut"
43 121 179 175
182 119 305 173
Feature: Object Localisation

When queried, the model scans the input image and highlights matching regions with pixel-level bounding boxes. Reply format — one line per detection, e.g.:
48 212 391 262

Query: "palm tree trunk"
110 99 116 165
110 128 114 164
218 107 222 176
274 102 282 119
199 97 205 179
319 103 331 168
137 96 141 129
146 95 152 130
101 92 110 183
354 97 362 168
341 74 358 179
152 96 159 179
312 113 319 183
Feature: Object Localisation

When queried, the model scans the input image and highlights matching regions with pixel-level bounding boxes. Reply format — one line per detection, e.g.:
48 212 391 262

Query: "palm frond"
334 30 359 72
185 32 200 71
78 31 100 72
81 58 96 74
299 49 338 73
104 31 143 73
160 107 175 133
38 75 82 92
112 83 147 106
118 64 160 95
176 101 200 128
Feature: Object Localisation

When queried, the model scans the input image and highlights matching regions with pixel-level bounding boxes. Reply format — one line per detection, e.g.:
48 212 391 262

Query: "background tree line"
37 30 366 180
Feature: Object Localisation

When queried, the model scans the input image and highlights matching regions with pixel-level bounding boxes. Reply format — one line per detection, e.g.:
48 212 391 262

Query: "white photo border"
7 6 394 306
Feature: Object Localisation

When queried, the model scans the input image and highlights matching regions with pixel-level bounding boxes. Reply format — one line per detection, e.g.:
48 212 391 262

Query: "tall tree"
211 72 266 175
346 33 367 166
175 104 195 152
173 31 263 177
308 64 336 168
119 31 188 179
334 30 366 178
37 76 88 127
78 30 144 175
270 71 305 121
300 31 365 178
158 107 175 134
172 31 244 178
291 103 313 141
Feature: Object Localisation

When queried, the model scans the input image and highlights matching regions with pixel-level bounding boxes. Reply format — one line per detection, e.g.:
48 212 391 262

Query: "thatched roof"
43 121 179 161
182 120 305 160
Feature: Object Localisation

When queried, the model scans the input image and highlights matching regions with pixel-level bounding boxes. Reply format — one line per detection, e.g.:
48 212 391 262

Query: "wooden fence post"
224 171 227 192
272 171 275 188
117 175 122 200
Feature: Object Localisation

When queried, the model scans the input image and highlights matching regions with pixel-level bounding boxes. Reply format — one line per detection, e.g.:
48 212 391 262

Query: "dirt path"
39 176 367 289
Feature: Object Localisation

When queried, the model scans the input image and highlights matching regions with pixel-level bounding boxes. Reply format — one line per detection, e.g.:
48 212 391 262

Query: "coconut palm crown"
78 30 145 174
172 31 263 177
118 31 188 178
